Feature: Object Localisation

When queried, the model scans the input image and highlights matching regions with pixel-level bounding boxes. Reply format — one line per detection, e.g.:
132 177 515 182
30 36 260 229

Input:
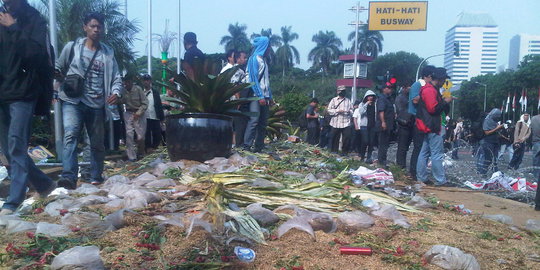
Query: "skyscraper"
508 34 540 70
444 12 498 86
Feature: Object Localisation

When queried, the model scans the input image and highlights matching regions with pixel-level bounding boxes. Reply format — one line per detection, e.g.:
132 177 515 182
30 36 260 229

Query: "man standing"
408 65 436 179
220 50 235 74
120 74 148 161
142 74 164 151
356 90 377 163
183 32 205 67
509 113 531 170
230 51 249 147
529 114 540 211
376 84 396 168
305 98 320 145
328 86 353 155
395 84 413 169
243 36 272 153
0 0 56 215
56 12 123 188
415 68 452 186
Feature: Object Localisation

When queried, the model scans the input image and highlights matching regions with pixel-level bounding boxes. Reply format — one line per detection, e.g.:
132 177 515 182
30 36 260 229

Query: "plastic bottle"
234 246 256 263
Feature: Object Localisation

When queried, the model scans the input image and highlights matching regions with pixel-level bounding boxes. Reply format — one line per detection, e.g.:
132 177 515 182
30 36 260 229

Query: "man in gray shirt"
530 114 540 211
55 12 122 188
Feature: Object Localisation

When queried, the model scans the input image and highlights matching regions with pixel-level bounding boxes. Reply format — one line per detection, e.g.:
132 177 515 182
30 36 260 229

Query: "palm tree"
220 22 251 53
39 0 140 72
275 26 300 80
251 28 282 48
308 30 342 76
348 25 383 58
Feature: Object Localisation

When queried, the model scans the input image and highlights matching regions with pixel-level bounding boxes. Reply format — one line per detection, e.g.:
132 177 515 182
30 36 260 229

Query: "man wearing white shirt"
220 50 235 74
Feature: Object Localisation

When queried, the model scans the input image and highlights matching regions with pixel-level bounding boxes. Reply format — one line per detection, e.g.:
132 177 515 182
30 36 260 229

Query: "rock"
51 246 104 270
250 178 284 189
483 214 513 225
35 222 71 237
145 179 177 188
315 172 334 182
371 204 411 228
526 219 540 231
246 203 280 226
6 220 36 234
405 195 435 209
103 175 130 188
423 245 480 270
77 195 111 207
337 211 375 233
73 184 101 195
283 171 304 178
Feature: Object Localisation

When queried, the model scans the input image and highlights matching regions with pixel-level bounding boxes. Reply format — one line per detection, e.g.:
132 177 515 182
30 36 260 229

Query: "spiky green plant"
266 105 289 140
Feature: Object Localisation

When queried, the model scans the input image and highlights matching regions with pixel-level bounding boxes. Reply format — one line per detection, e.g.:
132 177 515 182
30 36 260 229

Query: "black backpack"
298 109 308 129
471 115 487 140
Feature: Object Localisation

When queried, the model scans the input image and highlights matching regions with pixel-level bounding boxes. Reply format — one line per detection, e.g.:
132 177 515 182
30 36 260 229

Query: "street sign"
368 1 428 31
442 79 453 90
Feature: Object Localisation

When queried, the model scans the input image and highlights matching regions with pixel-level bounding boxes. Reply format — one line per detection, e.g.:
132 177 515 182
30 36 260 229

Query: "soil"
421 186 540 227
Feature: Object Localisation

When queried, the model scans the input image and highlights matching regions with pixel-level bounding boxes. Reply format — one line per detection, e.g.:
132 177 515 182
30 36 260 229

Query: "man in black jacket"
0 0 56 215
142 74 165 150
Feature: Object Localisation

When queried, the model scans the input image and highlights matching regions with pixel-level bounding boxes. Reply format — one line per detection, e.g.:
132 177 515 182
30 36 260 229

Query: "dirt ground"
421 186 540 227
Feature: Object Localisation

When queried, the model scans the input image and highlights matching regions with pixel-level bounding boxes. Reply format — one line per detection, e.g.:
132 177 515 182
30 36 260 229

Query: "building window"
483 32 498 35
482 40 498 43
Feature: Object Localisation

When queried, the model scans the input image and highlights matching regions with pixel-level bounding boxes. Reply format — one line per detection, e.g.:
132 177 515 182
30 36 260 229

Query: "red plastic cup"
340 246 373 255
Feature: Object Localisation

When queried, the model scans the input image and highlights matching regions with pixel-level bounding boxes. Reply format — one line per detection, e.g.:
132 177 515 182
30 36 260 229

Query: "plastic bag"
483 214 513 225
123 189 161 209
405 195 435 209
277 216 315 239
423 245 480 270
186 212 213 237
51 246 105 270
61 212 102 228
6 220 36 234
337 211 375 233
0 215 21 227
246 203 280 227
297 208 336 233
371 204 411 228
108 183 136 198
77 195 111 207
132 172 157 186
35 222 71 237
73 183 101 195
103 175 130 188
104 209 137 230
44 198 81 217
145 179 176 188
155 213 185 228
526 219 540 231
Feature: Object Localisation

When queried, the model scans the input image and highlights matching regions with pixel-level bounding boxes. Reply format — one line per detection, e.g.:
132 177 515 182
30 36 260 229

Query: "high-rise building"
508 34 540 70
444 12 498 86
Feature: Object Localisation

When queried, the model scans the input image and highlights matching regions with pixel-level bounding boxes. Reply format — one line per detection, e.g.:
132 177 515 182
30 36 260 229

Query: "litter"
340 246 372 255
50 246 105 270
246 203 280 227
464 171 537 192
277 216 315 239
337 211 375 233
234 246 256 263
350 166 394 185
35 222 71 237
482 214 513 225
423 245 480 270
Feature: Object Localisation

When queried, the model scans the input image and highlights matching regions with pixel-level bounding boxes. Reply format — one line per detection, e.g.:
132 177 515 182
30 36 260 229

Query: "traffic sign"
368 1 428 31
442 79 453 90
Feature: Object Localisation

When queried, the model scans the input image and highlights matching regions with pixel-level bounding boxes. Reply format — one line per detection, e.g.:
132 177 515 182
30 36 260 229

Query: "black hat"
141 73 152 80
184 32 198 44
433 67 451 80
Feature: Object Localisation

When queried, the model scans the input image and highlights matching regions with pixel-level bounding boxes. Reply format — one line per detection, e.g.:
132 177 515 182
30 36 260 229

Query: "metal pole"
147 0 152 74
415 53 447 80
177 0 182 74
451 99 455 119
124 0 128 17
49 0 63 161
351 1 359 104
484 85 487 112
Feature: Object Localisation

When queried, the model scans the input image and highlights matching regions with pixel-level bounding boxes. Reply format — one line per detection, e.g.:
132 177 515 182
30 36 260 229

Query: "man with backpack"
304 98 320 145
477 109 503 175
0 0 56 215
415 68 452 186
55 12 123 188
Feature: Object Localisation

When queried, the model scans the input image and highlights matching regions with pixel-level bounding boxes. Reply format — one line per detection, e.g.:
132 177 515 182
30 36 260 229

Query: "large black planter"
166 113 233 162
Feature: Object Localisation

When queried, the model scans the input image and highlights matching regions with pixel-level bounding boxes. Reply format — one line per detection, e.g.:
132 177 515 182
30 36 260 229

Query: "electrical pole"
352 2 359 104
124 0 128 17
177 0 182 74
49 0 63 160
147 0 152 75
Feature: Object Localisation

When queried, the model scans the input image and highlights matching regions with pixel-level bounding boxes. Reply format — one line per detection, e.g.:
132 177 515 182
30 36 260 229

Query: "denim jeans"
61 102 105 183
410 126 425 179
0 100 53 211
417 133 446 184
359 127 376 160
498 143 513 161
243 100 269 150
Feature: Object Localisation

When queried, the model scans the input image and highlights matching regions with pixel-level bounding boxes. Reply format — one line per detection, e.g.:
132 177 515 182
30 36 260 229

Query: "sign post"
368 1 428 31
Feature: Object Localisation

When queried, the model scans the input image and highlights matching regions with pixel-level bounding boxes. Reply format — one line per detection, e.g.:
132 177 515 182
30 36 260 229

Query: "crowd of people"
0 0 538 216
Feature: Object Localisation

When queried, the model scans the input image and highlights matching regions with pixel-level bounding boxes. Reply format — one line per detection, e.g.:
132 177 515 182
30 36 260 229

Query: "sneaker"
36 181 57 199
0 208 14 216
58 177 77 190
90 180 103 186
422 180 435 186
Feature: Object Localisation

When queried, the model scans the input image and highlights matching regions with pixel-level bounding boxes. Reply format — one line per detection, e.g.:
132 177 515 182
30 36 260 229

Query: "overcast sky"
68 0 540 70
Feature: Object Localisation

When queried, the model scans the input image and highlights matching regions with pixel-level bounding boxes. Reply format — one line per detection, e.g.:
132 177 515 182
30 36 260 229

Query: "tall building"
508 34 540 70
444 12 498 86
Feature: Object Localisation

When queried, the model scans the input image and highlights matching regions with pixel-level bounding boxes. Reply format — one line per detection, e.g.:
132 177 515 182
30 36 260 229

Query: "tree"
348 24 384 58
251 28 282 48
308 30 342 76
39 0 140 72
220 22 251 53
275 26 300 80
369 51 424 87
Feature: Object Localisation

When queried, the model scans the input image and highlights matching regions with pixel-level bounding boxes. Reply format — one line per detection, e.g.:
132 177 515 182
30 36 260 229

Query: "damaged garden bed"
0 142 539 269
